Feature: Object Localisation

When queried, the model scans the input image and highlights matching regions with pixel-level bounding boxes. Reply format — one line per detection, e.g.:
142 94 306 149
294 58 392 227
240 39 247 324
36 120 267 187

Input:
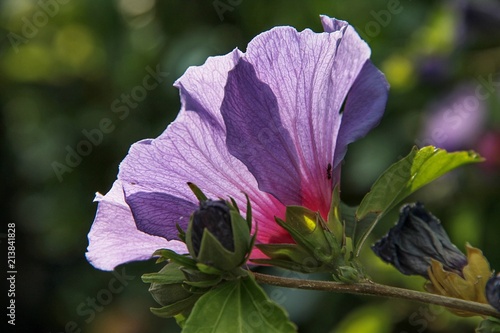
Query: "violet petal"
118 54 290 245
333 60 389 171
321 16 388 171
123 183 197 240
222 59 302 206
222 22 377 216
86 180 186 271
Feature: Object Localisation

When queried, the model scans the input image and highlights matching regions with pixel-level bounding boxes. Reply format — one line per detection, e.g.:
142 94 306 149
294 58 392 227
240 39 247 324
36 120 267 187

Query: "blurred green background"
1 0 500 332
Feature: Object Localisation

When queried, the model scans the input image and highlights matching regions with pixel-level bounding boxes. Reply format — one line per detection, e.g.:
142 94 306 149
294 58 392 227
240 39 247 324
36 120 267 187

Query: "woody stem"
252 272 500 319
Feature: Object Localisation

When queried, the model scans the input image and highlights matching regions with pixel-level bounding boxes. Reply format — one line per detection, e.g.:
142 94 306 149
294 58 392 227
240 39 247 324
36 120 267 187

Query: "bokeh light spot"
2 43 54 81
54 24 96 71
118 0 155 17
382 54 415 89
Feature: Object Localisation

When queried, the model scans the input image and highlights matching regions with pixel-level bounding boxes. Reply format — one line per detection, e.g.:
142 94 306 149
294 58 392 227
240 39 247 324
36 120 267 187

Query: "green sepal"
256 243 312 262
180 267 221 288
325 189 357 264
181 266 218 281
153 249 197 269
253 243 327 273
229 209 252 266
141 272 185 285
196 262 224 275
327 185 344 244
174 312 189 328
174 313 187 328
324 231 342 260
342 236 354 262
144 262 199 313
183 277 222 288
245 231 257 263
276 206 340 263
149 282 193 307
176 223 186 243
332 265 361 283
194 226 234 269
149 294 201 318
187 182 208 202
251 259 324 273
229 196 240 213
141 261 185 284
144 261 223 319
182 276 296 333
245 193 253 231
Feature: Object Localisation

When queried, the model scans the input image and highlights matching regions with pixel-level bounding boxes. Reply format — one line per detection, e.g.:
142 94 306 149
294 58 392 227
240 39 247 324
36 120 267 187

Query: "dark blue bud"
486 273 500 312
191 200 234 256
372 202 467 278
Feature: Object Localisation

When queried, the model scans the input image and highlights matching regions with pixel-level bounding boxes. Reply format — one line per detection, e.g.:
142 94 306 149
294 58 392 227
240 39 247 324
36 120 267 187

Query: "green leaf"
354 146 483 255
182 276 297 333
340 202 357 240
476 318 500 332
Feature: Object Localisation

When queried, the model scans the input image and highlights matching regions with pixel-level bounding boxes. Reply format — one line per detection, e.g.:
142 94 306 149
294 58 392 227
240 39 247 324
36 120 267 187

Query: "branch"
252 272 500 319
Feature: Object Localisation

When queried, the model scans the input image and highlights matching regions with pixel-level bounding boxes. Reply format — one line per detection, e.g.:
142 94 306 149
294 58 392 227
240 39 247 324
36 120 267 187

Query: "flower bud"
145 262 200 318
372 202 494 316
149 277 192 307
372 202 467 278
253 205 360 278
486 273 500 312
190 200 234 256
276 206 341 263
186 199 251 272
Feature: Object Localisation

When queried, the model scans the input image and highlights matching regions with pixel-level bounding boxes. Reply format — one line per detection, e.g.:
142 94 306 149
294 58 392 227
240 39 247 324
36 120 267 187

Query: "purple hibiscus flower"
86 15 389 271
